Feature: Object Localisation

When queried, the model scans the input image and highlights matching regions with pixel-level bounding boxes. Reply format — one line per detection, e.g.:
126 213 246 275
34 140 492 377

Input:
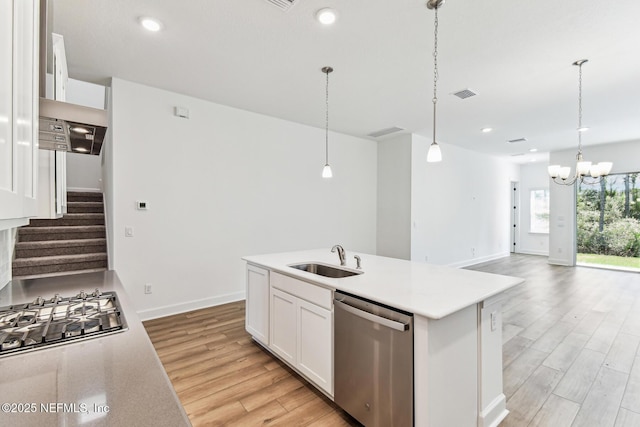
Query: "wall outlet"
144 283 152 294
490 311 498 331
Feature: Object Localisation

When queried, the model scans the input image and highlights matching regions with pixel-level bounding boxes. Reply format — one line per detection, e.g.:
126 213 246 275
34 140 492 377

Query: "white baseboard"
67 187 102 193
448 251 511 269
548 257 573 266
479 394 508 427
516 249 549 256
137 291 246 321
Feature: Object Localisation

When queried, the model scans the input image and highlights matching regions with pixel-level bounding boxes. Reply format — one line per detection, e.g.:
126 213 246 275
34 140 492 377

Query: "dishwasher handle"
334 299 410 332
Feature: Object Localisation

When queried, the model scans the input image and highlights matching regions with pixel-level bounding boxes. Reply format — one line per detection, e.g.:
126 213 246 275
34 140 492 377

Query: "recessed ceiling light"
139 17 163 32
74 147 89 153
71 126 89 134
481 127 492 133
529 148 538 153
577 127 589 132
316 8 337 25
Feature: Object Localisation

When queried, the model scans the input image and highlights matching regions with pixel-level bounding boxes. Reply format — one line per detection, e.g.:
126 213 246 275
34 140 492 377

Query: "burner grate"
0 290 127 357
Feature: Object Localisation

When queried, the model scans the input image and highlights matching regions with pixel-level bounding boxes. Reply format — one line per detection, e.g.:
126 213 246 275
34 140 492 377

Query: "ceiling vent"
265 0 299 12
510 153 525 157
367 126 405 138
452 88 477 99
507 137 528 144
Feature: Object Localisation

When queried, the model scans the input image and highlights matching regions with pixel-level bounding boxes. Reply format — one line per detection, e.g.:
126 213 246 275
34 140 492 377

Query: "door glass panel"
0 1 13 191
577 173 640 271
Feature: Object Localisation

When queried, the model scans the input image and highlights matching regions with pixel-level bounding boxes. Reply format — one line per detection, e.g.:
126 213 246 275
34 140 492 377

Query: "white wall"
517 162 550 256
65 78 106 192
66 153 102 191
377 134 412 259
549 139 640 265
411 135 520 267
108 78 377 319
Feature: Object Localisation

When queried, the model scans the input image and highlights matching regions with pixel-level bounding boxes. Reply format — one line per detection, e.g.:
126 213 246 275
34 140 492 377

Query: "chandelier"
548 59 612 185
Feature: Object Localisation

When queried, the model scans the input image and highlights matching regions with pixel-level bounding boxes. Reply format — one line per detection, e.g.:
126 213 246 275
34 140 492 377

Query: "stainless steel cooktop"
0 289 127 357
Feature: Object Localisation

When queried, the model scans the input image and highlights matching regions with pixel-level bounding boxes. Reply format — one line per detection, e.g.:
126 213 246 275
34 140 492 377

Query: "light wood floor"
467 254 640 427
144 254 640 426
143 299 360 426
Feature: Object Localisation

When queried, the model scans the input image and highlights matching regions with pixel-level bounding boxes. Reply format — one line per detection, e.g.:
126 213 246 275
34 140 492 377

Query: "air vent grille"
510 153 525 157
265 0 299 11
452 88 477 99
507 138 528 144
367 126 405 138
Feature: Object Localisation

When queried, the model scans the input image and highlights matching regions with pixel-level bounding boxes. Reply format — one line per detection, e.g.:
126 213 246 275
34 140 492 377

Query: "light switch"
490 311 498 331
125 226 134 237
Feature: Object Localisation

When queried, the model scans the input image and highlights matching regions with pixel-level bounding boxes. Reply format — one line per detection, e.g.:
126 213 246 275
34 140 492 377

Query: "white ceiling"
52 0 640 164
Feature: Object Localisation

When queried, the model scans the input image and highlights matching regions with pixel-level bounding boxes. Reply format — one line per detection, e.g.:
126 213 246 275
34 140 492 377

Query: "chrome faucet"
354 255 362 270
331 245 346 266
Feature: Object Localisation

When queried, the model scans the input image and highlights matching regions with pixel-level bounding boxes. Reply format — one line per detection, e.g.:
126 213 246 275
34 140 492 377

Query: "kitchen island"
243 249 524 427
0 271 190 427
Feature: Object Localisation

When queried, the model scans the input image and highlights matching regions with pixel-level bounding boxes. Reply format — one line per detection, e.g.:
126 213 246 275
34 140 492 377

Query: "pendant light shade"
321 66 334 178
427 142 442 162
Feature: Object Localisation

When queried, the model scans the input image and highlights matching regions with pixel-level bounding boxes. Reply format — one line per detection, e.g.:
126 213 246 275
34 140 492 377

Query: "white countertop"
0 271 190 427
243 249 524 319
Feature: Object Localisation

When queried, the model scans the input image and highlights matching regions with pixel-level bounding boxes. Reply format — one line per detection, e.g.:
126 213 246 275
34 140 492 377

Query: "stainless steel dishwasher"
334 291 413 427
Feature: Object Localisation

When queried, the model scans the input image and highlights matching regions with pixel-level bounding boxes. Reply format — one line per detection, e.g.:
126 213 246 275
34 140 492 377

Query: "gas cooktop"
0 289 127 358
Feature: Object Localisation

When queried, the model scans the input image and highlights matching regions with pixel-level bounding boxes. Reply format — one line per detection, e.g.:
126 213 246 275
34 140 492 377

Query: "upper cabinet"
0 0 39 229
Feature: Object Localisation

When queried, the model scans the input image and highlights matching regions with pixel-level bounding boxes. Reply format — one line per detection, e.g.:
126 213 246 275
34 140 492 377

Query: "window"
530 189 550 233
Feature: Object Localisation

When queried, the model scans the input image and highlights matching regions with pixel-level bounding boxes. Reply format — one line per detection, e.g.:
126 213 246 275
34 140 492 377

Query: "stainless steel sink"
288 262 363 278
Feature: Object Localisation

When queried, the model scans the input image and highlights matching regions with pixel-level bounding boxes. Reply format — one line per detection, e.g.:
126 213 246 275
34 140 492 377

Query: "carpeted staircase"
12 191 108 279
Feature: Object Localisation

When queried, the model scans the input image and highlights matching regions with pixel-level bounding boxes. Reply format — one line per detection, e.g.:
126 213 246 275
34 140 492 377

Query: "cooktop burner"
0 290 127 357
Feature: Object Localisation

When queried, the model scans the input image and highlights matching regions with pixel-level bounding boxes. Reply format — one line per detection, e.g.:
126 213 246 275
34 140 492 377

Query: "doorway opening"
576 172 640 271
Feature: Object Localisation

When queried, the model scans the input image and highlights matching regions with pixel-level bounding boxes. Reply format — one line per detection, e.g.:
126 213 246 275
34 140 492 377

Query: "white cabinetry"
245 264 270 345
0 0 39 229
269 272 333 395
37 33 67 219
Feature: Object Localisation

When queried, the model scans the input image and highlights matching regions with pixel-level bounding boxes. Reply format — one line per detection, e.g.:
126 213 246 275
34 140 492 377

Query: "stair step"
66 201 104 213
29 213 105 227
11 253 108 277
12 268 108 281
17 225 106 242
67 192 103 203
15 238 107 258
13 252 107 267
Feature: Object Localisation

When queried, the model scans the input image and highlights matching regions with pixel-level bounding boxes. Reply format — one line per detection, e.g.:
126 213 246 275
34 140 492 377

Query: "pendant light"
321 66 334 178
548 59 612 185
426 0 444 163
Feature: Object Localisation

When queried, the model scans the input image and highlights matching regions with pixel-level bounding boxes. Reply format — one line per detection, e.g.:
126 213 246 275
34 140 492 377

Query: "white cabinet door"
0 0 39 223
270 287 297 366
245 265 269 345
297 299 332 395
0 0 19 219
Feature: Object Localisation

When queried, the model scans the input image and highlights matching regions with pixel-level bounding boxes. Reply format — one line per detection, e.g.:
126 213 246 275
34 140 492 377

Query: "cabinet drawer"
271 272 332 310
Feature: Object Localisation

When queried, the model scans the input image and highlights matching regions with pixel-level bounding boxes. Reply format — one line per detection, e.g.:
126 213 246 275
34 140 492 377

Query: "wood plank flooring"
467 254 640 427
144 254 640 426
143 299 359 426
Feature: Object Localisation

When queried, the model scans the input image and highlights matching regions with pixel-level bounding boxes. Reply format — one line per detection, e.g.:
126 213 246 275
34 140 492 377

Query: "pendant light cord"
577 61 583 155
325 69 330 165
432 5 439 145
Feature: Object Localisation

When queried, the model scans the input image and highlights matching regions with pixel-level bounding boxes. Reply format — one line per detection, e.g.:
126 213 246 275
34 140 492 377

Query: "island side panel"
414 304 478 427
479 295 508 427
